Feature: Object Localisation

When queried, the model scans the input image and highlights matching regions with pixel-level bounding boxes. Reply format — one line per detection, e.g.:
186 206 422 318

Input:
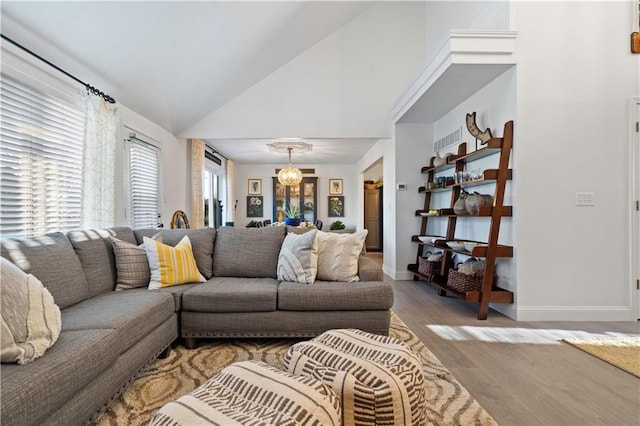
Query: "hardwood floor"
388 275 640 426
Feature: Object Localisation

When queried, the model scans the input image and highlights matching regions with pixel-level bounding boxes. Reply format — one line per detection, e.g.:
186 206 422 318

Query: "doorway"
203 166 223 229
364 159 383 252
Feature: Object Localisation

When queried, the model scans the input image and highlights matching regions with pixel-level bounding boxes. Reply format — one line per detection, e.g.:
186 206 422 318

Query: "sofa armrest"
358 255 383 282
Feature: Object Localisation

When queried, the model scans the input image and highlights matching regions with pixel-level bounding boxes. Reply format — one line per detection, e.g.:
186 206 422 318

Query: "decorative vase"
433 152 446 167
285 217 300 226
465 192 493 215
453 189 469 215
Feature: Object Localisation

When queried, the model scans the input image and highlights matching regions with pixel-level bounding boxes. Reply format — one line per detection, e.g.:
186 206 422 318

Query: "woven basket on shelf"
418 257 441 276
446 269 484 292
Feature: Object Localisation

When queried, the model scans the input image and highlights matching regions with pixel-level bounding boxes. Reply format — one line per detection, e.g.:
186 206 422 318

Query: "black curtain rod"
1 33 116 104
205 143 229 161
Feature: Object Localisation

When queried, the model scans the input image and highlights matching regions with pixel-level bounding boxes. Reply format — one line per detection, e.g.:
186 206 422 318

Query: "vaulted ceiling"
1 1 425 163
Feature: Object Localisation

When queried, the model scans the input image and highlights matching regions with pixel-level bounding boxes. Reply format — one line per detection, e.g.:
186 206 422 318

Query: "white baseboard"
517 306 634 321
392 270 415 281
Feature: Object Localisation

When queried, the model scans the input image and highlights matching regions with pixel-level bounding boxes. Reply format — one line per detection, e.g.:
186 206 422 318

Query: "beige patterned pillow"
1 257 61 364
277 230 318 284
111 234 161 290
316 230 368 282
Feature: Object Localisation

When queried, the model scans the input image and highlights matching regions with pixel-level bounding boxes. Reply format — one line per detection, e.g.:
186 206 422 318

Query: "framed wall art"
328 196 344 217
248 179 262 195
329 178 343 195
247 196 263 217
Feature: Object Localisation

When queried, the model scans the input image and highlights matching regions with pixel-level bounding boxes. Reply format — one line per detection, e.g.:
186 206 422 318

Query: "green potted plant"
329 220 345 231
283 205 301 226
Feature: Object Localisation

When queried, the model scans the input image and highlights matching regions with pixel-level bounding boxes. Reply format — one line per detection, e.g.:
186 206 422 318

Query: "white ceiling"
211 137 379 164
1 1 386 164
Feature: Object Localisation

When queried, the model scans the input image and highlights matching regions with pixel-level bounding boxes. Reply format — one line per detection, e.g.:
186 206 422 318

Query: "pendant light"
277 147 303 186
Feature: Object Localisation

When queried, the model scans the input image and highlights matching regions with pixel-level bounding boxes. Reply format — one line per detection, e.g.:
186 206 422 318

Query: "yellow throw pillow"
144 235 206 289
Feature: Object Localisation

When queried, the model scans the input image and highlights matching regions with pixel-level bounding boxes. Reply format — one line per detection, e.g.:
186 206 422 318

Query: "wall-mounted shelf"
408 120 514 320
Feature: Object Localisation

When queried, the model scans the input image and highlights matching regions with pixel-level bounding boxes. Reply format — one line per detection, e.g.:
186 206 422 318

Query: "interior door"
365 188 382 250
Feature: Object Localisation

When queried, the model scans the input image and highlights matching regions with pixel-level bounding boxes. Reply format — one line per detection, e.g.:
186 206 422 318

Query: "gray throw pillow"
1 257 61 364
277 230 318 284
111 233 161 290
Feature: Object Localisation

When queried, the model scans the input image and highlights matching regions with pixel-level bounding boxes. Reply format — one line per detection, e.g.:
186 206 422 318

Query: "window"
126 135 160 229
203 167 222 228
0 74 85 237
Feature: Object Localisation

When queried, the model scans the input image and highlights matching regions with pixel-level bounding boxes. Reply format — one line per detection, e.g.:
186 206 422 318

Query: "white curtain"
81 94 118 229
226 159 236 224
191 139 205 228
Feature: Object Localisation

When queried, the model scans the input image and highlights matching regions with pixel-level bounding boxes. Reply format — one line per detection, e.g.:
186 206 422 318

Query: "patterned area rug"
96 312 496 425
563 336 640 378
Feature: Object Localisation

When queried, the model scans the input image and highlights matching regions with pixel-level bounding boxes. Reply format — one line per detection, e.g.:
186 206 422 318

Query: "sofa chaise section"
1 229 178 426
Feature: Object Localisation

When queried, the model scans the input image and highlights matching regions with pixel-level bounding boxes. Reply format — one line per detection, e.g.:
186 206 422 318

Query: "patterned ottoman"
283 329 427 426
150 360 341 425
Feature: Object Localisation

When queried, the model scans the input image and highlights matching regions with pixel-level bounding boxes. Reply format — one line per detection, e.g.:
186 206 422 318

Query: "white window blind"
128 138 160 229
0 74 85 237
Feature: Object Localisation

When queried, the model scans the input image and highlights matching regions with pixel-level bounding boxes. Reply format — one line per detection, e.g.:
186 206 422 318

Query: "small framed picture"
247 196 263 217
328 196 344 217
329 179 343 195
248 179 262 195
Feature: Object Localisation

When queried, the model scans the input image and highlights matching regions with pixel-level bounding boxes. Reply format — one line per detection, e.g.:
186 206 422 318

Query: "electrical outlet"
576 192 595 206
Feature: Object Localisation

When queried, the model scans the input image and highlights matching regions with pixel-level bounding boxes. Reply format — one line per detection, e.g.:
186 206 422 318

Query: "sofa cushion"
1 328 119 426
316 230 368 282
1 232 91 309
61 291 175 353
152 284 200 311
134 228 216 279
213 226 286 278
277 280 394 311
67 227 137 296
144 236 206 289
111 233 161 290
1 257 61 364
277 229 318 284
182 278 279 312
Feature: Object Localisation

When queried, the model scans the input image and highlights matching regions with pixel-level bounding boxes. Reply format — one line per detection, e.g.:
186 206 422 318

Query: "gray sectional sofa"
0 225 392 425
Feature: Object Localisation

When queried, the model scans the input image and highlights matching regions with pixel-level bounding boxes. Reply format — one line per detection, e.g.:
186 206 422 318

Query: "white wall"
357 139 396 277
513 1 639 320
394 122 434 280
233 164 360 228
392 1 638 320
181 2 426 139
425 1 510 63
363 160 383 182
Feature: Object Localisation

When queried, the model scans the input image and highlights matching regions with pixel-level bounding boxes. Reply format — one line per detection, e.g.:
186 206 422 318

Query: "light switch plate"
576 192 595 206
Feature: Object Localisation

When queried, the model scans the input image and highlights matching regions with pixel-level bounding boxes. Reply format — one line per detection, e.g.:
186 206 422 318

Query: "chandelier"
277 147 303 186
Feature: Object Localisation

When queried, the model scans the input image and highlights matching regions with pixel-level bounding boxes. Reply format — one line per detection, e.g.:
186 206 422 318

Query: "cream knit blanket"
1 257 61 365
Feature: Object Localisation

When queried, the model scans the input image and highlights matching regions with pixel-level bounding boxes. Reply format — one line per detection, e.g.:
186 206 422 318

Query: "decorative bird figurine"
466 112 493 144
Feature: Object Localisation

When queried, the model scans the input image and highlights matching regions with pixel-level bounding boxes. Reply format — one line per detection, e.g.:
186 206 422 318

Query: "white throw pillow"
277 230 318 284
1 257 62 365
316 230 368 282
